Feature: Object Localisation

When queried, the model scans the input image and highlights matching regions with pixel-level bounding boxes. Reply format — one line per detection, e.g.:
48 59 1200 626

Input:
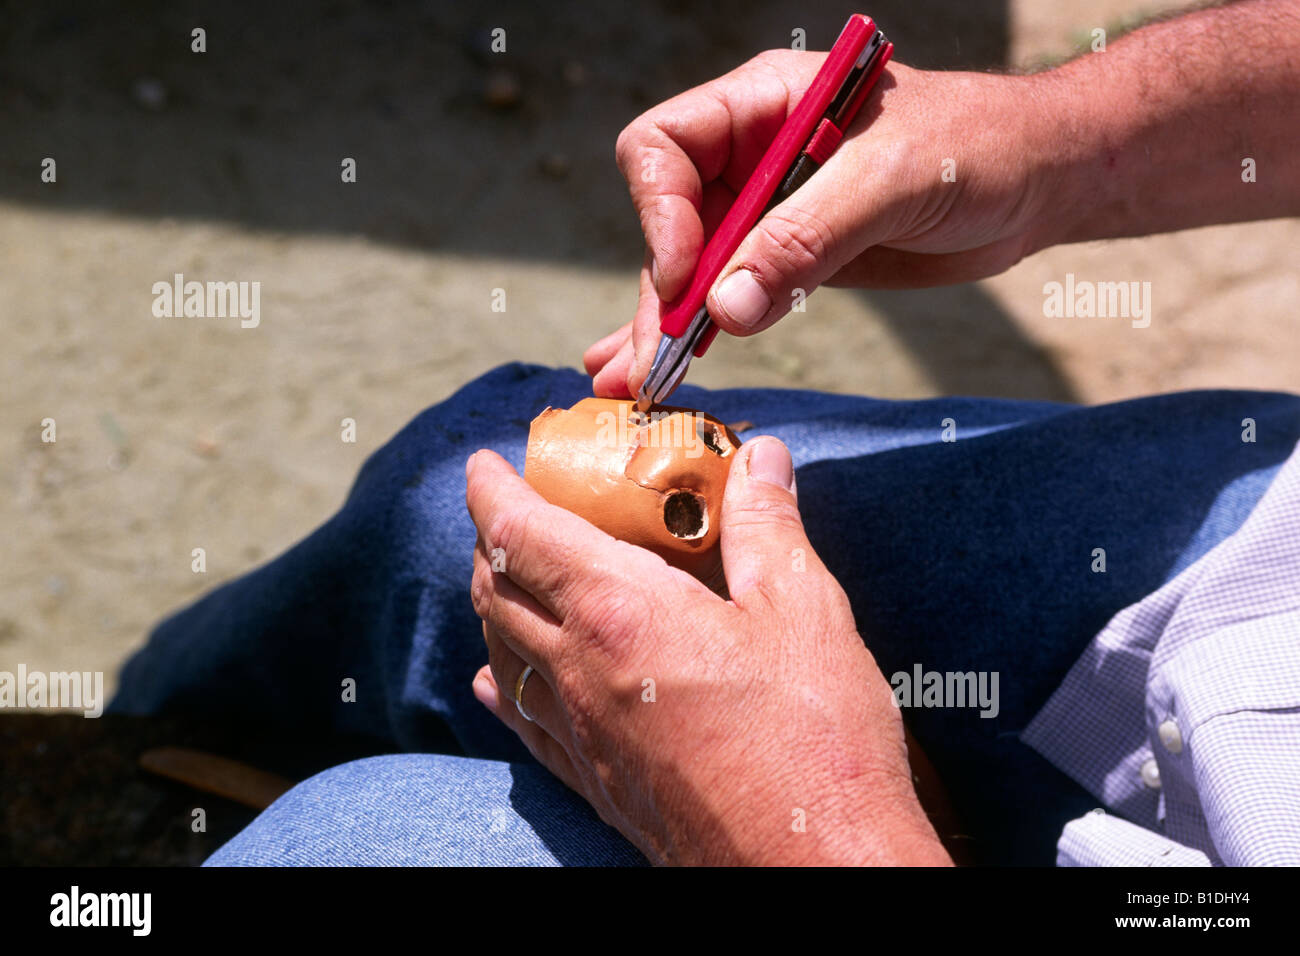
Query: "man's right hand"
585 53 1064 399
586 1 1300 400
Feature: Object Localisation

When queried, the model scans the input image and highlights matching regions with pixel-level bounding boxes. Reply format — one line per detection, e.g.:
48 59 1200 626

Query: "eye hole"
663 490 707 539
697 420 732 456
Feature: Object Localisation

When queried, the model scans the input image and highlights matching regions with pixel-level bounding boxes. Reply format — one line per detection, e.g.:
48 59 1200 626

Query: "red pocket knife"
635 14 892 412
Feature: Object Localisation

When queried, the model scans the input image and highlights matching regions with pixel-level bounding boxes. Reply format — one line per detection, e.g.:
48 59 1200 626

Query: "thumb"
719 436 822 608
705 168 866 337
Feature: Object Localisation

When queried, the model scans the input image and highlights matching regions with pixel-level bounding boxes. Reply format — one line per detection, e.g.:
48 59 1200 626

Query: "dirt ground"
2 0 1296 709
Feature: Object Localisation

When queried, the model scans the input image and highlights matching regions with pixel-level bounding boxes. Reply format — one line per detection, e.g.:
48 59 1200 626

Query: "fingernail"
473 671 499 710
465 451 477 479
650 257 661 295
746 437 794 490
713 269 770 331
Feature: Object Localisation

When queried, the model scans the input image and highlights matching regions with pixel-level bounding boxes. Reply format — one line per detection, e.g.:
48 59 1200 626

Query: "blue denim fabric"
205 755 647 866
110 363 1300 865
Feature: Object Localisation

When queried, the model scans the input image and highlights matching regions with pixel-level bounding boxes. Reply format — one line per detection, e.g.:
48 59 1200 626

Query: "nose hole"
663 490 707 539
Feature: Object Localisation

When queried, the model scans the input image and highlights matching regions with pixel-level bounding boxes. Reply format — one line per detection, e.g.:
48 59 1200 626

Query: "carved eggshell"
524 397 740 586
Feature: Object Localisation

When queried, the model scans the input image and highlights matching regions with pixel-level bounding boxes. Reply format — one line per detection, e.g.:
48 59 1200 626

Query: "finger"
594 255 656 397
624 179 739 399
625 264 664 398
481 619 569 745
466 449 663 626
472 664 585 795
583 321 632 378
472 541 565 678
616 121 706 303
585 247 651 387
615 50 822 302
593 336 636 398
718 436 831 612
704 144 893 338
638 191 705 305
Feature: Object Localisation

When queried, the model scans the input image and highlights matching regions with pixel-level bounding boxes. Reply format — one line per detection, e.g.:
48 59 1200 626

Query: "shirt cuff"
1057 811 1212 867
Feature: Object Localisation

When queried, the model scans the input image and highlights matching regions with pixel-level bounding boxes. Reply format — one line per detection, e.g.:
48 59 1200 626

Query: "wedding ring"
514 665 536 722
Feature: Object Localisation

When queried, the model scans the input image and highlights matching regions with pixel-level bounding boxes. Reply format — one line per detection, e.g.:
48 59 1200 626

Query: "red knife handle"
692 37 893 357
656 14 881 350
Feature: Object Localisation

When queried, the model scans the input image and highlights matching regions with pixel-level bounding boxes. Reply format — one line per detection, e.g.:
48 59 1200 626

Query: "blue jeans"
110 364 1300 865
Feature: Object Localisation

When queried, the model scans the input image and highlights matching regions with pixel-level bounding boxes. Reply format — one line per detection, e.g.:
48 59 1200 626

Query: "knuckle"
754 208 836 274
614 123 639 172
484 502 539 564
616 119 658 183
552 670 608 757
638 193 670 243
727 493 805 536
752 48 796 72
555 668 596 731
565 578 648 652
470 556 494 619
464 463 489 513
587 755 617 794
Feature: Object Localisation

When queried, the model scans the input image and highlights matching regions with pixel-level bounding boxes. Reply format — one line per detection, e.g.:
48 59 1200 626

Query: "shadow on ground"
1 0 1074 401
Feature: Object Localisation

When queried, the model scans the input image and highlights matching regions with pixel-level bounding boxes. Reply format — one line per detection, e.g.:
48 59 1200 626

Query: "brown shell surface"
524 397 740 586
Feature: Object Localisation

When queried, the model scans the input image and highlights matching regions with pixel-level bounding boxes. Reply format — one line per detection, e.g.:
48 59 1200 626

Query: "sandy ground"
2 0 1297 702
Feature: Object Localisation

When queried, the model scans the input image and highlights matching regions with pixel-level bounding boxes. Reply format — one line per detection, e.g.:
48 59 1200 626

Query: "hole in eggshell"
698 420 732 457
663 490 707 540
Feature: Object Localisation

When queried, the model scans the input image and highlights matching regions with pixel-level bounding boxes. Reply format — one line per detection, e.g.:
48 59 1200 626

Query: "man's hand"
587 0 1300 399
585 56 1062 398
465 437 950 866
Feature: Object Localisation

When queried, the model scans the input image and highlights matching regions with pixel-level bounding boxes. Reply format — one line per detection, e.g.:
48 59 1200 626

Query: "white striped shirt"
1023 441 1300 866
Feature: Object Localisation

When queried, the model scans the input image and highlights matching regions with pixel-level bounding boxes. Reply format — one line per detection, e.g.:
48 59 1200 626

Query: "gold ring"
514 665 536 722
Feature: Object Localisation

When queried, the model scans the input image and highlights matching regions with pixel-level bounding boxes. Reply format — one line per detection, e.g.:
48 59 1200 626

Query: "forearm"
1027 0 1300 249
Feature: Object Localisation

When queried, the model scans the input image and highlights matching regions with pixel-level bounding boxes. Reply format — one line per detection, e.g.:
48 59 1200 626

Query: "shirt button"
1158 719 1184 754
1140 758 1162 789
